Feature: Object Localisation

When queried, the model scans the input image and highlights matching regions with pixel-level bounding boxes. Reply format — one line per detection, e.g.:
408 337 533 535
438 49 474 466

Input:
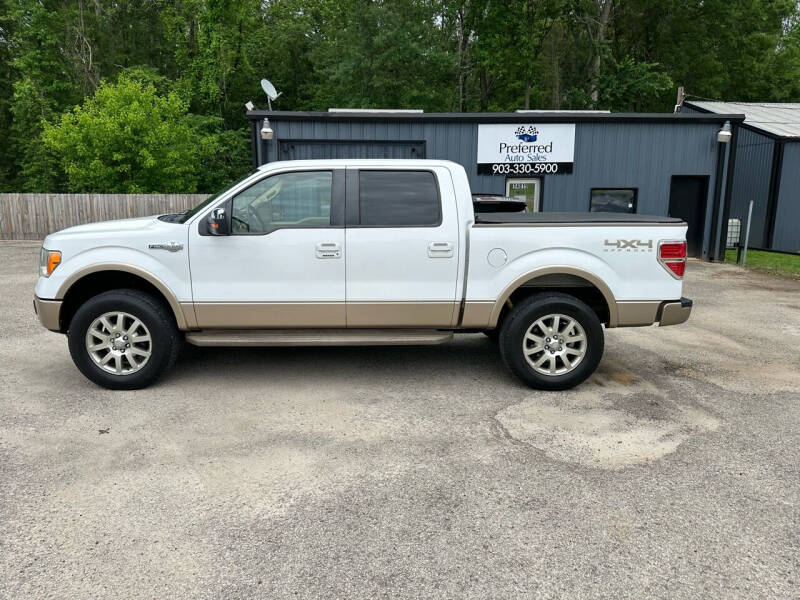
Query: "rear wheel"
499 293 604 390
67 289 180 390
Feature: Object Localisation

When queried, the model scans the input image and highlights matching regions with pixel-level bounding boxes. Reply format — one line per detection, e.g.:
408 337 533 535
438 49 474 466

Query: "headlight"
40 248 61 277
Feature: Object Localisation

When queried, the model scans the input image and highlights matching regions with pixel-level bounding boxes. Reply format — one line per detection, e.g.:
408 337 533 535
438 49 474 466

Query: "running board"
185 329 454 347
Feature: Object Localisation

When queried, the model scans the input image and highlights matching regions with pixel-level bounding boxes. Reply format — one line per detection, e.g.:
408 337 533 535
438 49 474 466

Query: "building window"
359 170 441 226
590 188 637 213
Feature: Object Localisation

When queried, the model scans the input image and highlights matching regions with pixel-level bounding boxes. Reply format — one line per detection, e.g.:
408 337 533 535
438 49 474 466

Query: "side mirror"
206 207 229 235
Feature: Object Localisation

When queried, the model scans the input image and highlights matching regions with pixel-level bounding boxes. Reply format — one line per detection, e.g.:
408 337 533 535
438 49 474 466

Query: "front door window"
231 171 332 234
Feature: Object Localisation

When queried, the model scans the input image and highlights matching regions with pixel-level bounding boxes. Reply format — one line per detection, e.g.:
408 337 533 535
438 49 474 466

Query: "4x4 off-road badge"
604 239 653 252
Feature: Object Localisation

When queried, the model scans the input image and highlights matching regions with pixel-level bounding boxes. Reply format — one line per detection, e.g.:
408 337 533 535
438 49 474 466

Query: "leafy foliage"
43 74 205 193
2 0 800 192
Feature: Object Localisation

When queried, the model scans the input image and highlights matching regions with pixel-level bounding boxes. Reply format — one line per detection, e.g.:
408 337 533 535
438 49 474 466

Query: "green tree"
598 56 673 111
2 0 81 191
42 73 203 193
160 0 268 123
308 0 456 111
0 0 15 189
614 0 799 107
4 0 800 193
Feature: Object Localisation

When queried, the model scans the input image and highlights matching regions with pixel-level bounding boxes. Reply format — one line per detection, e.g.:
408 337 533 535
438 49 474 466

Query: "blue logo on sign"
515 126 538 142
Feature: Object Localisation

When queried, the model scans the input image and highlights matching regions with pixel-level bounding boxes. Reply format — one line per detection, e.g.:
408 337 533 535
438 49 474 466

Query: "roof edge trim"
246 110 745 124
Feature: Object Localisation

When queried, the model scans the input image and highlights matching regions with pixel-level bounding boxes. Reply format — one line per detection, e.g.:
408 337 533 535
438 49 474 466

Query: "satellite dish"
261 79 281 110
261 79 279 100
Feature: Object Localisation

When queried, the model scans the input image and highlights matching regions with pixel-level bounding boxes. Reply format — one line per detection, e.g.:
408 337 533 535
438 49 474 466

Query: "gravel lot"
1 240 799 599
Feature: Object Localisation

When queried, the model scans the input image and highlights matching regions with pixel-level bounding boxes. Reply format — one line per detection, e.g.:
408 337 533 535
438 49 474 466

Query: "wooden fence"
0 193 210 240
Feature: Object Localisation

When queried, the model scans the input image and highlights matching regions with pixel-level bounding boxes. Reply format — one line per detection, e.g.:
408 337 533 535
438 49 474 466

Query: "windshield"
178 170 259 224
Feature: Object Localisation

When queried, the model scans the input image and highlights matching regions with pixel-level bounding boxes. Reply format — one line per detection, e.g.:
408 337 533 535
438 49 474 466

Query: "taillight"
659 241 686 279
660 242 686 259
664 261 685 277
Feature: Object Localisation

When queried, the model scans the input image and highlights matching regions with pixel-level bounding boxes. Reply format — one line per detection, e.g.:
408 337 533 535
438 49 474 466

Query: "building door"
506 179 541 212
668 176 708 258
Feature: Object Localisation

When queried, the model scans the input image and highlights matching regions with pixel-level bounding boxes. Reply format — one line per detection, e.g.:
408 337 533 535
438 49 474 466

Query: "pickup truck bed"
474 212 684 225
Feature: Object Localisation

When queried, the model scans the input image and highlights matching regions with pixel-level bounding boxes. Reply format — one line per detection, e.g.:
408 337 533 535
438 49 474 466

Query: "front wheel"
498 293 604 390
67 289 181 390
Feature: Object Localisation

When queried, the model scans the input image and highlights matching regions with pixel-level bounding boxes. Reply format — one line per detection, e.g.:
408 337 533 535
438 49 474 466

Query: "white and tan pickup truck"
34 159 691 390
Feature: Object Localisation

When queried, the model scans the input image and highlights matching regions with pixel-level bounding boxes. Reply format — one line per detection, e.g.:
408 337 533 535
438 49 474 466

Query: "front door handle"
316 242 341 259
427 241 454 258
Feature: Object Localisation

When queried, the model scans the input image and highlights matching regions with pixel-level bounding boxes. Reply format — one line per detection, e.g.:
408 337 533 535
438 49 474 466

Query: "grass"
724 248 800 279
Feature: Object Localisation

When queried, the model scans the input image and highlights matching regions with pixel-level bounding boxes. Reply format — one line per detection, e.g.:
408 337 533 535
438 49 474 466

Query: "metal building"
246 109 744 259
684 101 800 253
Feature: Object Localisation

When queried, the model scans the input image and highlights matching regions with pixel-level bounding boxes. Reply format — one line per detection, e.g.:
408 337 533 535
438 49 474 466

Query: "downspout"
708 142 726 260
709 140 729 261
249 118 259 170
717 121 739 260
256 119 264 167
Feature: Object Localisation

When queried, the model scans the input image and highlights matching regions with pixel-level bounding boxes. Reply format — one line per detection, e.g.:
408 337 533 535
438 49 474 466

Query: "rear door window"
358 170 440 226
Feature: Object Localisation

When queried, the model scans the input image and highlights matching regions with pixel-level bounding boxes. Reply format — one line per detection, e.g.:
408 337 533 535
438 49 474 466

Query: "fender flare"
488 265 618 328
55 262 194 330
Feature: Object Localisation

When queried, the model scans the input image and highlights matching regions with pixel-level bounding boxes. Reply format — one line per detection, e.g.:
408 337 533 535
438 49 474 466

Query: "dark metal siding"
260 117 724 258
684 102 800 253
727 127 774 248
278 140 425 160
772 142 800 252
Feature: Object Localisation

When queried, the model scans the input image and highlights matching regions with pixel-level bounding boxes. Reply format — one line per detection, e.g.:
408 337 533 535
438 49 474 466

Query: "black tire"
498 292 604 391
67 289 181 390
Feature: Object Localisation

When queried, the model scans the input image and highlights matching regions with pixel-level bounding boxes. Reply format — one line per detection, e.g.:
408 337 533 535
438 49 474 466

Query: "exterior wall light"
261 118 274 140
717 121 732 143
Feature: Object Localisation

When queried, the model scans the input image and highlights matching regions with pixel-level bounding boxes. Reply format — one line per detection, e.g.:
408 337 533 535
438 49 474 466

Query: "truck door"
344 167 460 327
188 168 346 328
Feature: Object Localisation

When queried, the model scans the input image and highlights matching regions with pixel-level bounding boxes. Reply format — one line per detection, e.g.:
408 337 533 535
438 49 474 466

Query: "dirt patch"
710 268 747 279
608 370 637 386
741 281 798 292
495 365 720 470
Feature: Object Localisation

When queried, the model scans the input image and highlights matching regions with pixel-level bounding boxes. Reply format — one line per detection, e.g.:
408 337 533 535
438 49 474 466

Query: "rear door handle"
427 241 454 258
315 242 341 259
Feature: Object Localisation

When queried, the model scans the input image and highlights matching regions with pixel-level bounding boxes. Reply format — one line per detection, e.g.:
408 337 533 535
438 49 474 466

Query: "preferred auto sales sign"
476 123 575 175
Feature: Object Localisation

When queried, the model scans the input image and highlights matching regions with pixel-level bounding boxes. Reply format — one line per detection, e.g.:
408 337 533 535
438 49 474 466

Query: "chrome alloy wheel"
522 313 587 376
85 311 152 375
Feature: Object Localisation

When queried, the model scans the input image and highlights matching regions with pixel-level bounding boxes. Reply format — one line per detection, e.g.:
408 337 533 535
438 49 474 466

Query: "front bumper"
33 296 63 332
657 297 692 327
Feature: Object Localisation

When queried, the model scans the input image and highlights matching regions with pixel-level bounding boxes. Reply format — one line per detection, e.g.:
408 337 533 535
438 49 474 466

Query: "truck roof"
257 159 462 170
